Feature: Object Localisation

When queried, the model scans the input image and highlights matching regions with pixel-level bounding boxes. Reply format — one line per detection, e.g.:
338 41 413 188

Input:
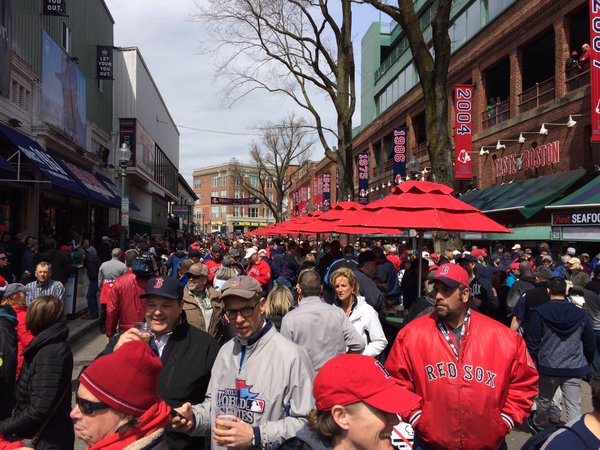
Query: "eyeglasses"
188 274 207 280
76 394 110 415
224 300 260 321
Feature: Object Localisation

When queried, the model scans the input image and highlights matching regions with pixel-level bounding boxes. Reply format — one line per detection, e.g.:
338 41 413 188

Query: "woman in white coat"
330 267 387 358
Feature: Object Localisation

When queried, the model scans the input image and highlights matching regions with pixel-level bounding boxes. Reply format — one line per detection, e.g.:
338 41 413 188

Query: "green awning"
546 174 600 209
487 225 552 241
459 168 586 219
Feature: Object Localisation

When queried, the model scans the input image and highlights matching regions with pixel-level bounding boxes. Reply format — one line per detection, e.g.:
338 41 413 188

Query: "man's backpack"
520 424 592 450
131 253 158 277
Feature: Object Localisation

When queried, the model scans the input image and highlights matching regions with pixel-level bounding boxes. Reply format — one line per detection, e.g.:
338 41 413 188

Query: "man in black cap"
105 275 218 450
204 244 225 285
352 250 385 312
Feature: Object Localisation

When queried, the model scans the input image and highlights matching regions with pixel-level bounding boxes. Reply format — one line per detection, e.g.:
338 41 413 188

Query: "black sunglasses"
224 299 260 321
76 394 110 415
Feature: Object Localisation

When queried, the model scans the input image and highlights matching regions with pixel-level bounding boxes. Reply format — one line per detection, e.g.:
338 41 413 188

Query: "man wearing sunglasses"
182 263 230 346
172 275 315 449
71 341 171 449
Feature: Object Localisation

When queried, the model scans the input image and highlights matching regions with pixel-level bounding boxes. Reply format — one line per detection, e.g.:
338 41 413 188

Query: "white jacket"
349 296 388 357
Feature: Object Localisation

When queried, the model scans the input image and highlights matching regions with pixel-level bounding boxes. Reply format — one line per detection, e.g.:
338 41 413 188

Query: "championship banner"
312 176 323 210
42 0 67 16
357 152 369 204
293 190 299 217
393 127 407 184
322 171 331 211
454 84 473 179
97 46 113 80
210 197 260 205
591 1 600 142
298 185 308 216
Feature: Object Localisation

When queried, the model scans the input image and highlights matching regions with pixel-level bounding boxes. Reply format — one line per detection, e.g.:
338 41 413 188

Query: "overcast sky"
103 0 383 187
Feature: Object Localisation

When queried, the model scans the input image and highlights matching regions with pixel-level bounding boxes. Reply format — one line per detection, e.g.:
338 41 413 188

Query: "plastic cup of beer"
215 405 237 430
134 322 152 343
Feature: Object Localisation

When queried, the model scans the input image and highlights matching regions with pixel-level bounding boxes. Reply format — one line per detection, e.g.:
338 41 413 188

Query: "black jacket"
102 316 219 450
0 306 17 420
0 321 74 450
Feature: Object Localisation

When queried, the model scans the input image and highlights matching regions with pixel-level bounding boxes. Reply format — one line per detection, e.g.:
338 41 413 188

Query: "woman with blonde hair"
265 284 293 331
329 268 387 358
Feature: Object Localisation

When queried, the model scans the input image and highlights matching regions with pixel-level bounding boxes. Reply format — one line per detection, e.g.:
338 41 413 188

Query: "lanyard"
436 309 471 360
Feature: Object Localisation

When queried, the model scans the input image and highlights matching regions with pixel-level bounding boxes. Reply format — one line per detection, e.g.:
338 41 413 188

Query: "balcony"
518 76 555 113
412 141 428 159
566 68 589 92
374 159 393 178
481 98 510 129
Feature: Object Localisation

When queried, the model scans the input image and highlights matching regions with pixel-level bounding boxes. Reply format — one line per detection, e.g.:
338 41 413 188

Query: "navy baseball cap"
140 276 183 300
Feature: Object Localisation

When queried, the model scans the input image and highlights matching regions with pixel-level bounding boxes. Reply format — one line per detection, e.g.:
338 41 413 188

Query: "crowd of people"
0 230 599 449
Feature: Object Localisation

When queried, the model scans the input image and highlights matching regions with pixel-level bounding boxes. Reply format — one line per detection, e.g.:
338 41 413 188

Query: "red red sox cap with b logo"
140 276 183 300
433 263 470 288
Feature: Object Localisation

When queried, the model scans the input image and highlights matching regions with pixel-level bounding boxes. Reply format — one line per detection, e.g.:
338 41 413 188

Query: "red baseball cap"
314 354 421 414
471 249 486 258
433 263 470 288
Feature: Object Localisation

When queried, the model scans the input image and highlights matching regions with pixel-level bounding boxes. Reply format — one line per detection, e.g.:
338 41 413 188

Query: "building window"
267 179 274 189
221 175 227 186
211 207 218 219
233 176 241 186
197 194 201 203
212 176 219 187
221 190 227 197
10 79 32 112
267 192 273 202
233 207 240 217
249 176 259 188
212 191 219 197
234 190 241 199
221 206 227 218
249 207 258 218
194 179 201 189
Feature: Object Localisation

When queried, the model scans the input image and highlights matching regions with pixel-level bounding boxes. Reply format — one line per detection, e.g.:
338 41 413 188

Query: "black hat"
211 243 224 254
140 276 183 300
457 254 477 264
358 250 380 266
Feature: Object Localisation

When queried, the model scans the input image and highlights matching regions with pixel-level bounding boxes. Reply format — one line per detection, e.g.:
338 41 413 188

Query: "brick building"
192 163 280 234
352 0 600 246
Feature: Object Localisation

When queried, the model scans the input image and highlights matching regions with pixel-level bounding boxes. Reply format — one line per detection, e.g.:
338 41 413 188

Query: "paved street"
68 326 594 450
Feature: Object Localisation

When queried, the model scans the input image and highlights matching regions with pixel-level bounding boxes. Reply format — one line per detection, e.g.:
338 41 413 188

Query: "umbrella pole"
418 233 423 298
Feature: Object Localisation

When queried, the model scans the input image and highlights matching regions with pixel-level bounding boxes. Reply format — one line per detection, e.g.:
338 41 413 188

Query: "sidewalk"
66 314 100 343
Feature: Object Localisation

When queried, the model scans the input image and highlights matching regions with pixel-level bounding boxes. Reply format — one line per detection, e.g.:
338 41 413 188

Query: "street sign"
121 196 129 213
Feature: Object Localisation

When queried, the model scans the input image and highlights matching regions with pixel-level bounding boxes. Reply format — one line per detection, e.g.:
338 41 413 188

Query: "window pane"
466 2 481 39
453 13 467 49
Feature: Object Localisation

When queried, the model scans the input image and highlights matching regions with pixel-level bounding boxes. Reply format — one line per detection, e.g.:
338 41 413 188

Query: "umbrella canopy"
336 180 511 233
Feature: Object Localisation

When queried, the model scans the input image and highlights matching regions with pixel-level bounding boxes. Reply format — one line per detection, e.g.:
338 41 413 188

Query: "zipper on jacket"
166 354 177 387
239 345 247 372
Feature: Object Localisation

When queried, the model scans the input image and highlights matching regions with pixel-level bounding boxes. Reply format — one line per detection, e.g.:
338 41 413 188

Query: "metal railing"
518 76 555 113
481 98 510 129
374 160 393 178
412 142 429 159
566 68 590 92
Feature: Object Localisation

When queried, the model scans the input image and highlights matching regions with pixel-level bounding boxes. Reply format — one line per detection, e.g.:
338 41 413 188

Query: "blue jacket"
526 300 595 377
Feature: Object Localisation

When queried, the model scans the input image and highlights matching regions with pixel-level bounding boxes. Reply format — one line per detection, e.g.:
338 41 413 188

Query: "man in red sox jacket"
385 263 538 450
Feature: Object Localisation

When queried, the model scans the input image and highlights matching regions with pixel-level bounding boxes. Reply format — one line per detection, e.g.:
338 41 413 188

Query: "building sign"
357 152 369 204
454 84 473 179
322 171 331 211
42 0 67 16
172 205 190 214
293 190 299 216
552 210 600 226
298 185 308 216
312 176 323 210
119 119 136 164
135 122 155 177
210 197 260 205
591 0 600 142
493 141 560 178
393 127 407 184
96 45 113 80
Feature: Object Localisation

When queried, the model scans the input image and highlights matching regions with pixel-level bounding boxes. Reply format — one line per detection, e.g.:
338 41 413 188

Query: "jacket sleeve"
525 310 543 362
0 325 17 391
254 263 271 286
384 329 422 427
0 345 72 436
105 281 121 338
257 348 315 449
362 308 387 357
56 282 66 303
340 314 364 354
582 315 596 364
500 334 539 431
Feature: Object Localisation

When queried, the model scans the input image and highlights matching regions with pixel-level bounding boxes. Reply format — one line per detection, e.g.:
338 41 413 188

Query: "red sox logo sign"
440 265 450 276
153 277 165 289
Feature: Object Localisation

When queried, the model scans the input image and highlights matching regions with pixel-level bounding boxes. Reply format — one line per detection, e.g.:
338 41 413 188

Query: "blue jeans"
412 433 507 450
86 279 99 317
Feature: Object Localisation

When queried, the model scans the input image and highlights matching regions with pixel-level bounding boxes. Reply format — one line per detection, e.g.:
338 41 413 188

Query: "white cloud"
104 0 381 186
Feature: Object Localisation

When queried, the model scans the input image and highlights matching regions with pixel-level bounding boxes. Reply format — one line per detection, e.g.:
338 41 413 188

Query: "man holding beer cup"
100 275 219 450
171 275 315 449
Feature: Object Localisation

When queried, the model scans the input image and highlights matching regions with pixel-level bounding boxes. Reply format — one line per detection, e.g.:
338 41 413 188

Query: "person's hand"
212 417 253 448
170 402 195 433
114 328 143 351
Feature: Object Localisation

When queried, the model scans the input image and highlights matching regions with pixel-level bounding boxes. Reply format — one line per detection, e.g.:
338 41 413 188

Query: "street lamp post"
118 142 132 250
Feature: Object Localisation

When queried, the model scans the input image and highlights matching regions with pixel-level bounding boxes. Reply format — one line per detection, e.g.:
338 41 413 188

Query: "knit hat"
314 354 421 414
433 263 470 288
80 341 162 416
